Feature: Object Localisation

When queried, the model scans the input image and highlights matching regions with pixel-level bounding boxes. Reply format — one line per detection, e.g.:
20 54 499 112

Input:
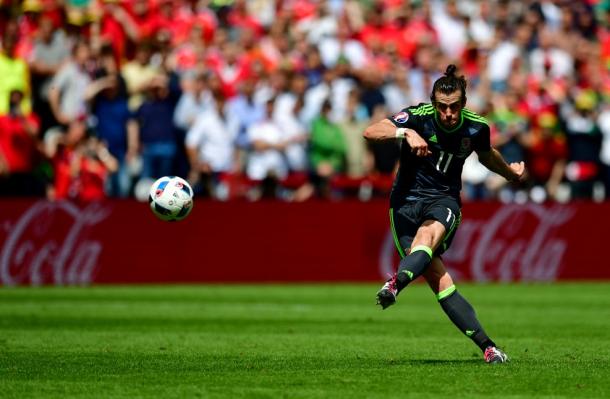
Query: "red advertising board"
0 199 608 286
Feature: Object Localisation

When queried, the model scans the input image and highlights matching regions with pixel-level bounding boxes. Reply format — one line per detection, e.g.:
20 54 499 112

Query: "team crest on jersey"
393 111 409 123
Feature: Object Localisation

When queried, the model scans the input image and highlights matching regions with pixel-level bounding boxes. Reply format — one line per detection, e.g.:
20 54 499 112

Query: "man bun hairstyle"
430 64 467 104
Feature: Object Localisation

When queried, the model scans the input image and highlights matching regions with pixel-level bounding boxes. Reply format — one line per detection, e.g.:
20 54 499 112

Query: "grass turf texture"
0 283 609 398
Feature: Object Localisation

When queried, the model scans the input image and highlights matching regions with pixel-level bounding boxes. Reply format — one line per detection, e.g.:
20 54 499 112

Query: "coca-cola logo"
379 204 575 282
0 201 112 286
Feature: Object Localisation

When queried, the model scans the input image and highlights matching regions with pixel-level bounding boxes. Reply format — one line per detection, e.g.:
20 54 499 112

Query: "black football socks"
395 245 433 292
438 286 496 351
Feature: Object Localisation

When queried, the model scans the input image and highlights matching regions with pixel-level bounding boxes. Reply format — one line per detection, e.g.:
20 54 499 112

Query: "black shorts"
389 197 461 258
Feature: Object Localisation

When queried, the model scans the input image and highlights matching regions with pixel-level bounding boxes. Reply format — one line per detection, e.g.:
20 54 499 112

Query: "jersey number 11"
436 151 454 174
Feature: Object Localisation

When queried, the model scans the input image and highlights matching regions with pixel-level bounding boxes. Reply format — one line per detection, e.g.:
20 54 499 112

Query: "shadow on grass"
404 359 481 365
382 358 481 366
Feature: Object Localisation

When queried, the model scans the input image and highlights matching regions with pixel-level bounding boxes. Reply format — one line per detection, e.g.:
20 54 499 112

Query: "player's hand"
509 161 527 182
405 131 432 157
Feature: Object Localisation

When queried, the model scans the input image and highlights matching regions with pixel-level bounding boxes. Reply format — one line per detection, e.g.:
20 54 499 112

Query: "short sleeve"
387 106 422 131
473 124 492 152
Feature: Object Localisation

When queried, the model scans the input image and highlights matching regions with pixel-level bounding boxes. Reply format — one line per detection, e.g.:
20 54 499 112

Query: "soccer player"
363 65 526 364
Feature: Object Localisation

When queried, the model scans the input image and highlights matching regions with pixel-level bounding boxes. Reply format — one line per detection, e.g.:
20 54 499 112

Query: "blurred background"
0 0 607 204
0 0 609 285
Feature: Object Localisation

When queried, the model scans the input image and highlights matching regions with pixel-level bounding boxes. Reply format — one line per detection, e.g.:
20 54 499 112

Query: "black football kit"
387 103 491 256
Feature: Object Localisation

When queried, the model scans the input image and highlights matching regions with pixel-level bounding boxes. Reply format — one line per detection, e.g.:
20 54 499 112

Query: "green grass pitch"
1 283 609 398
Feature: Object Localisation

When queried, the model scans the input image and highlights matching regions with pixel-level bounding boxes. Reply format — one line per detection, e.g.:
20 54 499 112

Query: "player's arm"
363 119 431 157
477 148 526 183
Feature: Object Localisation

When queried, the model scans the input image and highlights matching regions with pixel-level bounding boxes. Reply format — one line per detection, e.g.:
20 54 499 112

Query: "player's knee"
408 244 433 259
415 224 445 249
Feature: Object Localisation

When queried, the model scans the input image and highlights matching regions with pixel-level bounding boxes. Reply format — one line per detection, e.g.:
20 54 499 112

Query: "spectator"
275 73 308 127
487 23 531 93
28 15 71 134
135 73 180 180
524 111 567 202
359 67 386 118
318 20 367 69
122 42 160 111
407 46 440 104
468 1 495 48
337 88 371 179
383 65 413 115
0 31 31 116
174 72 213 132
226 0 265 38
309 100 346 197
560 89 602 199
486 91 529 201
87 51 137 198
431 0 468 60
95 0 139 63
48 39 92 127
529 27 574 81
539 0 563 31
170 23 207 74
246 97 290 198
258 19 291 73
301 63 333 126
173 0 218 45
273 93 309 174
296 2 337 45
245 0 276 29
462 152 492 202
367 105 400 178
302 43 326 84
328 61 356 123
46 116 118 203
208 41 252 98
185 91 239 199
227 78 266 150
0 89 43 196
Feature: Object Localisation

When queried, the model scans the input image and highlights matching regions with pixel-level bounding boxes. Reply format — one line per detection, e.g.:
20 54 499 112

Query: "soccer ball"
148 176 194 221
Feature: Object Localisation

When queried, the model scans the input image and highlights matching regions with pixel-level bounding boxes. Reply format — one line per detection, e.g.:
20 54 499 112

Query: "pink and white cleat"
484 346 509 364
376 274 398 310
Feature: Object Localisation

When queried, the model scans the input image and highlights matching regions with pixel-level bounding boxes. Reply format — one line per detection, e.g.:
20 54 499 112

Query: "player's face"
433 91 464 129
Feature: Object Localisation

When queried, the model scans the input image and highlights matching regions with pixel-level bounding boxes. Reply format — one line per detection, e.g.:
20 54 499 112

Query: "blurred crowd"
0 0 609 203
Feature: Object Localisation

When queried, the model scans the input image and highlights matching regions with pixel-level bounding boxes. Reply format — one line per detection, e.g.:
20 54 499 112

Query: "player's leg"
392 198 461 292
392 195 463 293
376 218 445 309
423 257 509 363
376 206 418 308
377 200 456 309
393 219 446 293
